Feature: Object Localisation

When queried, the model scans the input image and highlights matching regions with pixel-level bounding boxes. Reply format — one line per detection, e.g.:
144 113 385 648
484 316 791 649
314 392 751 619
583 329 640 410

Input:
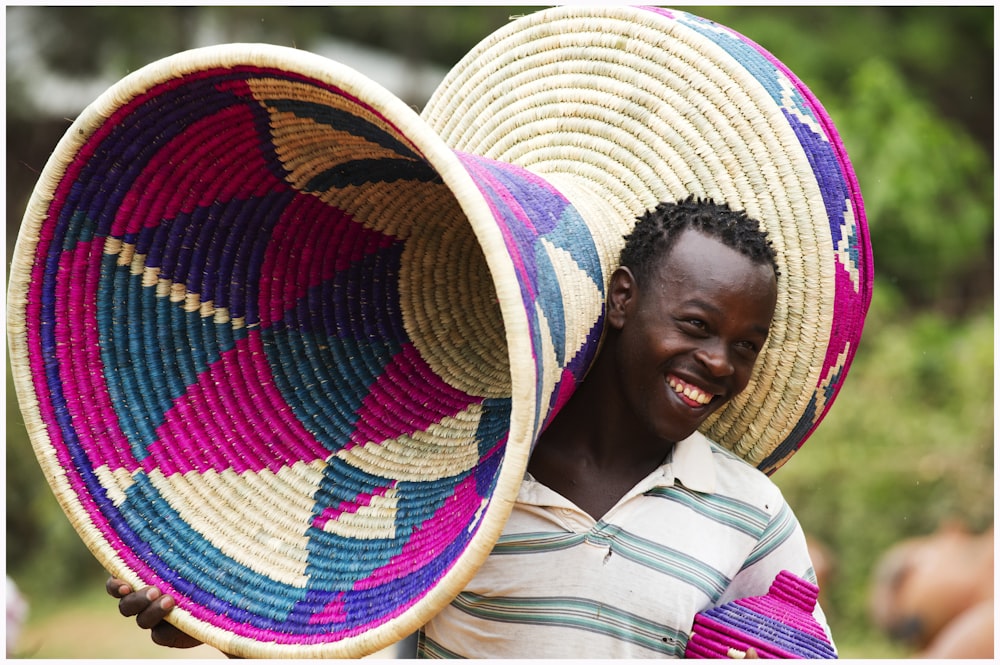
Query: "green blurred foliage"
772 286 993 652
834 59 992 308
5 5 993 658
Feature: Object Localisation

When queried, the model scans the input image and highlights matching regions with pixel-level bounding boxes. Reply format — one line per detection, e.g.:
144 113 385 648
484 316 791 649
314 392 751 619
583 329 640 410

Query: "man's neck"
527 355 675 519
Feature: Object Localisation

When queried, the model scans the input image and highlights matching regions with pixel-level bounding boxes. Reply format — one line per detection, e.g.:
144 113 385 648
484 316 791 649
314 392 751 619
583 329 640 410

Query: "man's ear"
606 266 637 330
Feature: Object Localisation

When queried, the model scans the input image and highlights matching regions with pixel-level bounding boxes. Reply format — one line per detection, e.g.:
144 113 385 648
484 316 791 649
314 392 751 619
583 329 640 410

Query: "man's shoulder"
701 436 786 508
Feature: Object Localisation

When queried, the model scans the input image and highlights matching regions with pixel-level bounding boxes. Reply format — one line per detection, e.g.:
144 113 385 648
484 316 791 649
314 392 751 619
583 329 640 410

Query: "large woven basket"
7 6 872 658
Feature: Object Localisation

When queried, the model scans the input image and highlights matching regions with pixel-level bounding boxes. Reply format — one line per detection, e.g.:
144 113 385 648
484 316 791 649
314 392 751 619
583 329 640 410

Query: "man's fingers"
104 577 202 650
117 586 154 617
150 620 203 649
726 646 760 659
105 577 132 599
133 592 174 629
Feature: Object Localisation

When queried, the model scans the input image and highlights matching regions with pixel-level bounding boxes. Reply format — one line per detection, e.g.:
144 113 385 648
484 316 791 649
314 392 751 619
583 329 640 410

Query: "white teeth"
669 377 712 405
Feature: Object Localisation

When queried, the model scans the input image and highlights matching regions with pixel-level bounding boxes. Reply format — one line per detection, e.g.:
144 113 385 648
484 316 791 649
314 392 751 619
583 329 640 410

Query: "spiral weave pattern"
424 6 873 473
685 571 838 659
8 6 872 658
8 53 604 657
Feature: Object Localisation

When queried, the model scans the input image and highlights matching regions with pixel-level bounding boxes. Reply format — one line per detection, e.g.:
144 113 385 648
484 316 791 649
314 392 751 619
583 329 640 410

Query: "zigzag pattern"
27 65 604 641
672 9 872 473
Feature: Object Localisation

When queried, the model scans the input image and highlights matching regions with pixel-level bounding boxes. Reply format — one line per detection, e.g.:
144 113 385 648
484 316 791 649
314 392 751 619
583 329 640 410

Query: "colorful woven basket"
7 7 872 658
685 570 839 659
424 6 874 471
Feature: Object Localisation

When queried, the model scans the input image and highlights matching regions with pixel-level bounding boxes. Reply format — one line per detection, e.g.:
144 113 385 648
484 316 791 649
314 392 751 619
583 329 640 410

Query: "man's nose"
694 340 734 377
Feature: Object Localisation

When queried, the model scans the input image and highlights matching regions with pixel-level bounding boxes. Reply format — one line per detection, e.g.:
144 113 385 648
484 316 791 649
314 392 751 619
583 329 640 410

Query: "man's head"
606 196 779 445
620 195 780 284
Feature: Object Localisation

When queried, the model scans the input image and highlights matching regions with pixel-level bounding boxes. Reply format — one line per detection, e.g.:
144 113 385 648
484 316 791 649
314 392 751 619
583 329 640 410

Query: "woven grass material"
7 6 872 659
6 46 549 658
423 6 873 472
685 570 838 659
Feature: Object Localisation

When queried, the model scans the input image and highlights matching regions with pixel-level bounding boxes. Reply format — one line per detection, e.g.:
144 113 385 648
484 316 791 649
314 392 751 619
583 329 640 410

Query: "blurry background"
6 5 993 659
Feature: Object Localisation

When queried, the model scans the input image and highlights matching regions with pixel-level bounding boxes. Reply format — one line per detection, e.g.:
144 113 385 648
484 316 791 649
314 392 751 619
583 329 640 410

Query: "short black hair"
619 195 780 283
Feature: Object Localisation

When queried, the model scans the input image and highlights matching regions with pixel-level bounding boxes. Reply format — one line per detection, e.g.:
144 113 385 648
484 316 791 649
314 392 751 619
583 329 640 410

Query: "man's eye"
680 319 707 331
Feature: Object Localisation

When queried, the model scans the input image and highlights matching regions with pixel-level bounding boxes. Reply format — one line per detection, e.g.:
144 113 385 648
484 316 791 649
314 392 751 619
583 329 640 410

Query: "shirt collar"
662 430 716 494
519 430 718 507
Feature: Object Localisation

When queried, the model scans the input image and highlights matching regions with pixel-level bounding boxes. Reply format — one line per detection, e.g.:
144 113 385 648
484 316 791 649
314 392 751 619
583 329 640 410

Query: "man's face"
611 228 778 444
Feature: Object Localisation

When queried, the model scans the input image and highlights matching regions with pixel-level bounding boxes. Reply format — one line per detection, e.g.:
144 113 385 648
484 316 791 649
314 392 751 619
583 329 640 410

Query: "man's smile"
667 374 715 407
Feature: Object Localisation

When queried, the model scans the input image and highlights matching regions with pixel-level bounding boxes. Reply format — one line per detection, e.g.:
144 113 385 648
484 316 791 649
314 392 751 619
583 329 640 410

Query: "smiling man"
526 196 779 522
109 196 831 658
416 195 828 657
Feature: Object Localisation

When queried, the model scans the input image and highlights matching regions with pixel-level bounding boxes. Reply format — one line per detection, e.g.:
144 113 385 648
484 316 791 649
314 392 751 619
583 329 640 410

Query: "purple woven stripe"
692 610 836 658
457 154 555 301
258 194 402 332
126 103 290 325
735 598 828 642
455 152 603 436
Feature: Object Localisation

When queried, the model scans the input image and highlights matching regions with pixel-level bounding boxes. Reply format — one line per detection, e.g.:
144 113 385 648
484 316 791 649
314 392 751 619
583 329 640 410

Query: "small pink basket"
686 571 837 659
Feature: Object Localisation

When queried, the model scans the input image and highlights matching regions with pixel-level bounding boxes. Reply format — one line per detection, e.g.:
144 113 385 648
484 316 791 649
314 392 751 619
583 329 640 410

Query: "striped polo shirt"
416 431 832 658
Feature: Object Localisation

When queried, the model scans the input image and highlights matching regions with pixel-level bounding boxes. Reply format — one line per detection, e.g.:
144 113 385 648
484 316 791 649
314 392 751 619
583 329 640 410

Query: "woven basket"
685 571 838 659
424 6 874 471
7 7 872 658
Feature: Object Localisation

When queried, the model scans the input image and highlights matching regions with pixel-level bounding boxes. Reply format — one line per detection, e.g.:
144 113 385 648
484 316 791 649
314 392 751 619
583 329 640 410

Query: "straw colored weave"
7 6 872 659
424 6 873 473
6 46 545 658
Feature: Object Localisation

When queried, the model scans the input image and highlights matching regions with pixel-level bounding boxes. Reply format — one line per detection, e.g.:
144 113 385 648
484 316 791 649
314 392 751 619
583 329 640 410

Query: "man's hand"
727 646 760 658
105 577 204 649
